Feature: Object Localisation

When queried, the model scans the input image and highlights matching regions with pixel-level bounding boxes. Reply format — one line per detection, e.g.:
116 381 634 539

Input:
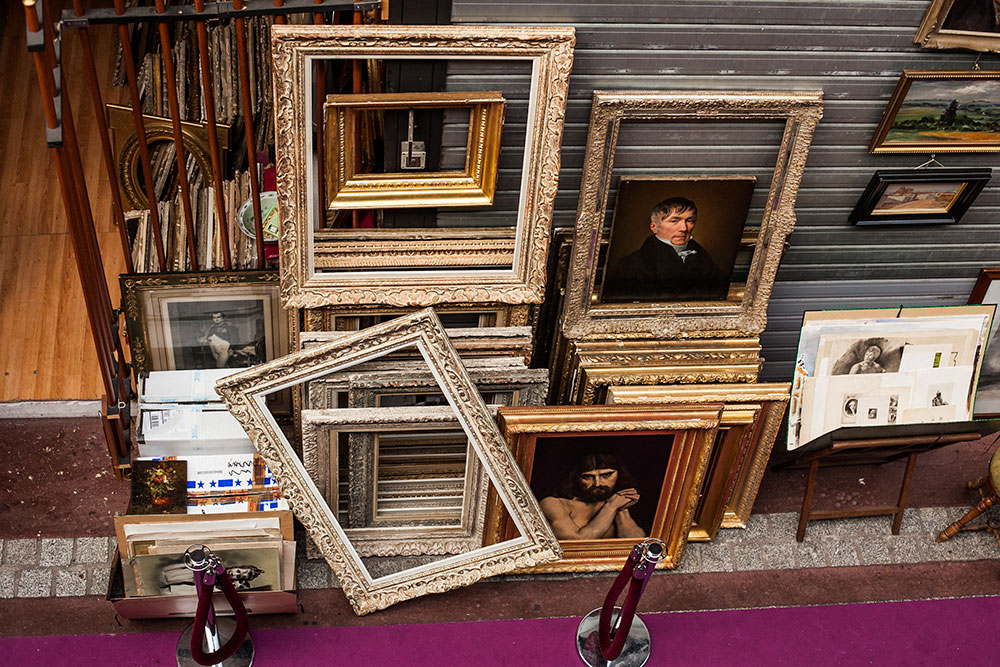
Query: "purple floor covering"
4 595 997 666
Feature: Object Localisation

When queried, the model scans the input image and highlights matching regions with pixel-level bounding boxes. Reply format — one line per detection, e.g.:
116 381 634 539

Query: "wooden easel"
775 420 1000 542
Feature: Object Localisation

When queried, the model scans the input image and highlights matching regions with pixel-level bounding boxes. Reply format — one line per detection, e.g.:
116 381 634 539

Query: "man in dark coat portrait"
602 196 727 301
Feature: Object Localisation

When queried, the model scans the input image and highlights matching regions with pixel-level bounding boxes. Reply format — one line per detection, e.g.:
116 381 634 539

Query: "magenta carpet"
4 595 997 665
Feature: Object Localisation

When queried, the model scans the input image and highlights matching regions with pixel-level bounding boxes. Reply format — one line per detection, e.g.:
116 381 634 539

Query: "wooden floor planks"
1 4 127 401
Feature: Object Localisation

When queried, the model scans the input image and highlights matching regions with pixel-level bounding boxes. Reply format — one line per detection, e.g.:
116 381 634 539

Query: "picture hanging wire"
914 155 945 170
972 52 982 71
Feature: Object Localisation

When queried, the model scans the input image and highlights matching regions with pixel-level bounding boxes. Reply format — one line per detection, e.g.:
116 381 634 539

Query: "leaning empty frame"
272 25 575 309
215 309 561 615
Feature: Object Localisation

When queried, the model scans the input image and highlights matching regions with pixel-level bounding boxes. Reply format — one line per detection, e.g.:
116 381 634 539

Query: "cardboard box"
137 406 254 457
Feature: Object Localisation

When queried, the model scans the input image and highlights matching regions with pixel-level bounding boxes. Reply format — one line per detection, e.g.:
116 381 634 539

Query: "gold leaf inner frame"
214 308 561 615
485 404 722 572
605 383 790 535
324 91 505 210
272 24 576 309
561 90 823 340
300 406 490 558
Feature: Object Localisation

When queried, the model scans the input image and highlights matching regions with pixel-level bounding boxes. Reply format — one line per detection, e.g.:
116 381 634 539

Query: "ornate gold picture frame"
325 92 505 210
485 405 721 572
560 90 823 340
215 309 561 614
272 25 575 308
605 383 791 534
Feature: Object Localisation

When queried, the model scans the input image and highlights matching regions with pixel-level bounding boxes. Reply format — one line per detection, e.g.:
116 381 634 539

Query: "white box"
139 369 241 405
137 406 254 457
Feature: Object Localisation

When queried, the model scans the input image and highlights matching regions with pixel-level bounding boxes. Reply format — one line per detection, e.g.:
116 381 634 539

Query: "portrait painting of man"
600 176 755 303
527 433 672 541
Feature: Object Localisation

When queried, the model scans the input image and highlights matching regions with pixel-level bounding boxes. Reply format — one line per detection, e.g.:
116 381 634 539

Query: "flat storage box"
139 369 241 405
137 405 254 457
106 550 297 619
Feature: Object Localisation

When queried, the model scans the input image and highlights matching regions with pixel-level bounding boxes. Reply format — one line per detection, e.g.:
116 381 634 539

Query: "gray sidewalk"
3 507 997 599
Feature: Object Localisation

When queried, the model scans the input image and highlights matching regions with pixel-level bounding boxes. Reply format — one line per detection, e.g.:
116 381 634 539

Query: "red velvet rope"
190 566 250 666
597 548 646 661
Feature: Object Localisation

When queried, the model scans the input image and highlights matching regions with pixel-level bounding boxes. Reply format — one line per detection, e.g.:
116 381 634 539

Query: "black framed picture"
848 168 991 226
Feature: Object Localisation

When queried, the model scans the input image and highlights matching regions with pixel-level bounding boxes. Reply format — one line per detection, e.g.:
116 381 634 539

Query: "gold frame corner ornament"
214 308 561 615
560 90 823 340
272 24 576 309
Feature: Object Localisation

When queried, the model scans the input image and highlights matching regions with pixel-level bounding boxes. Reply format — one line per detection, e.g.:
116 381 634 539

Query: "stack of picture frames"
214 23 584 612
526 90 824 547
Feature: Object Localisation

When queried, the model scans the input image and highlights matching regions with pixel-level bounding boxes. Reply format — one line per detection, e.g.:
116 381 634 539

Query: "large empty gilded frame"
562 91 823 340
605 383 791 536
273 25 575 308
301 407 489 557
215 310 560 614
325 92 505 210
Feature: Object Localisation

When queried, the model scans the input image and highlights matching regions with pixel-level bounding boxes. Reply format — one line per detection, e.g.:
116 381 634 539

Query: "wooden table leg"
892 452 918 535
937 494 998 542
797 459 819 542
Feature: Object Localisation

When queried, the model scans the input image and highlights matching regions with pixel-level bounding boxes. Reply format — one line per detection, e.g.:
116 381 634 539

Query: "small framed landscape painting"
849 168 991 226
870 70 1000 153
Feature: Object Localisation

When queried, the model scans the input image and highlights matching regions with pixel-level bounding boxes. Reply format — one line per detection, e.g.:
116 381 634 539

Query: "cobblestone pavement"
2 508 998 599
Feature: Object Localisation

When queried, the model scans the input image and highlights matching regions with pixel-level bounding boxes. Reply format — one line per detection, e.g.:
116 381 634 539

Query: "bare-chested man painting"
538 453 647 540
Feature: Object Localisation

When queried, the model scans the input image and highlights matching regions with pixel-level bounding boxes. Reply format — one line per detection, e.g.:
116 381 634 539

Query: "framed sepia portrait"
915 0 1000 53
969 268 1000 417
849 168 991 226
869 70 1000 153
121 271 288 376
485 404 722 572
561 90 823 340
214 309 561 614
272 25 575 309
600 176 755 303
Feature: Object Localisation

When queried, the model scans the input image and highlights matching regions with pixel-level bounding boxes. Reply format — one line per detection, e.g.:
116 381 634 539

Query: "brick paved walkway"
3 507 997 599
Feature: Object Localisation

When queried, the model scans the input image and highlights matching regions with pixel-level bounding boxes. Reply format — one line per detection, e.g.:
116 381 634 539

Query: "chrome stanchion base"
576 606 651 667
176 617 254 667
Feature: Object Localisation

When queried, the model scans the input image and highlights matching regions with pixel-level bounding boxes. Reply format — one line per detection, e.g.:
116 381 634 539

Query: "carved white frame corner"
215 309 561 615
272 25 576 308
561 90 824 340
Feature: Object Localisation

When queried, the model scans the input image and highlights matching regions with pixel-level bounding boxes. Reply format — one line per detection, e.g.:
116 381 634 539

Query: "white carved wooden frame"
215 309 561 615
272 25 576 308
561 90 824 340
301 406 490 557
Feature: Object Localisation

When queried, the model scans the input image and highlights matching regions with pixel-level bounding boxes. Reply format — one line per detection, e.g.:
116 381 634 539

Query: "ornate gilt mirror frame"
605 383 791 535
561 90 823 340
485 404 722 572
215 309 561 614
325 91 505 209
272 25 575 308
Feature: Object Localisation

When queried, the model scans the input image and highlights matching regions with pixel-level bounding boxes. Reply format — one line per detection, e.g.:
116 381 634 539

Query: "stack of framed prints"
109 511 297 618
554 89 823 403
788 305 996 451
